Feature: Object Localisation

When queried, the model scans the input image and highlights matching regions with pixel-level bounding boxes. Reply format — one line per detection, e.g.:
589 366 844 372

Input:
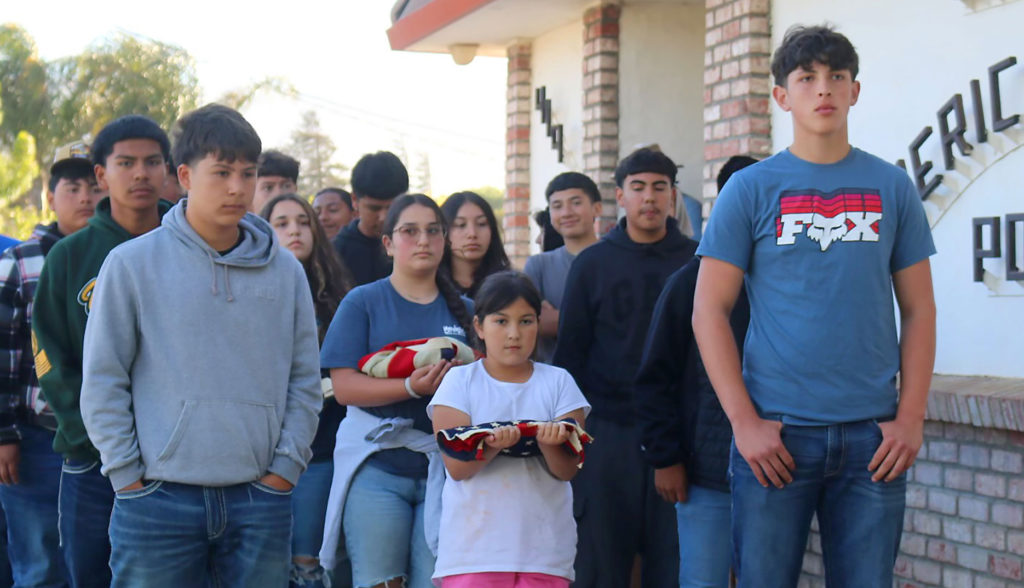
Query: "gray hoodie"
81 202 321 491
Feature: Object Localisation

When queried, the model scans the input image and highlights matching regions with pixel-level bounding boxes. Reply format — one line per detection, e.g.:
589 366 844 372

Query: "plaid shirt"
0 222 62 442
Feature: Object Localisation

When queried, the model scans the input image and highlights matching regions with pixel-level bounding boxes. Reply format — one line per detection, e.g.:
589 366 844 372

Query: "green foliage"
0 26 200 233
287 110 349 197
0 128 44 238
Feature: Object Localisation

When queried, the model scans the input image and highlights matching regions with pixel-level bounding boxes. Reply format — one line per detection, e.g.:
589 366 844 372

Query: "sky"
4 0 508 196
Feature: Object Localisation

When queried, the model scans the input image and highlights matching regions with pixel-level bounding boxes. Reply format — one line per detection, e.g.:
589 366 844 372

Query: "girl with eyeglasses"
319 194 474 588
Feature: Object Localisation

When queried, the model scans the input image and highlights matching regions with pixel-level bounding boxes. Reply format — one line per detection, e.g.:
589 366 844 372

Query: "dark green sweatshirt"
32 197 171 460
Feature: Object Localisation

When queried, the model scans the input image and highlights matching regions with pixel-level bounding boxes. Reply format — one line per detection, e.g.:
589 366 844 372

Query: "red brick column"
702 0 772 213
504 42 532 268
582 3 621 235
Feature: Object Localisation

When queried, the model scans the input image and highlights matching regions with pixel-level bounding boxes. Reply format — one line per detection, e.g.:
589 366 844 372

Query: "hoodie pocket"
156 399 279 482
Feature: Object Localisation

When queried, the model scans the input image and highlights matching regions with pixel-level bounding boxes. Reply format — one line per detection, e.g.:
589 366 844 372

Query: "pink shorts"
440 572 570 588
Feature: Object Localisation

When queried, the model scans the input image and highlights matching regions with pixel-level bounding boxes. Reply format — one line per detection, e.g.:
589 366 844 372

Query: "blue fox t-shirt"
320 277 471 477
696 148 935 425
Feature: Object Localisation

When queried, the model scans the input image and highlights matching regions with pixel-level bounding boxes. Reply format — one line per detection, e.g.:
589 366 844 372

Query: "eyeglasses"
392 225 446 241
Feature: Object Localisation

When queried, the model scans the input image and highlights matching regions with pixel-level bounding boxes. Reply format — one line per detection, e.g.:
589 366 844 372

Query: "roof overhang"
387 0 598 59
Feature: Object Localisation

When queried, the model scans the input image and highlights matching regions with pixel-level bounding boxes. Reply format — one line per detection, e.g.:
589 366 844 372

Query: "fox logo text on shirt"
776 189 883 252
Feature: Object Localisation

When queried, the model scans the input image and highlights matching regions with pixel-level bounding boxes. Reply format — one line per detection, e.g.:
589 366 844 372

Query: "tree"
410 151 432 196
0 88 44 237
50 33 200 142
287 110 348 196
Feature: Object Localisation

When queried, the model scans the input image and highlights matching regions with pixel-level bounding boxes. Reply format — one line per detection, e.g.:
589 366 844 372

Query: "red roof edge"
387 0 498 51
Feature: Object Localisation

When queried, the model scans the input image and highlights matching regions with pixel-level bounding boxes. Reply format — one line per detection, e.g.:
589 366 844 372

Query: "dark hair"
533 208 564 252
439 191 511 298
171 104 261 168
48 161 94 193
257 150 299 182
92 115 171 168
716 155 759 193
350 151 409 201
545 171 600 203
383 194 474 346
472 271 543 354
315 187 353 211
259 193 352 341
614 148 677 187
771 25 859 87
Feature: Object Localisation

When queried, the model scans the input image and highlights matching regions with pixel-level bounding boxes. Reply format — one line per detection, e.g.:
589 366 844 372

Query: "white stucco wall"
772 0 1024 377
529 19 585 237
619 1 706 201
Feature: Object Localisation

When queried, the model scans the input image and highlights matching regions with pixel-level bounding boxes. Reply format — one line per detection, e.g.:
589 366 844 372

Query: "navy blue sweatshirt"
332 219 391 287
634 257 749 492
553 217 697 422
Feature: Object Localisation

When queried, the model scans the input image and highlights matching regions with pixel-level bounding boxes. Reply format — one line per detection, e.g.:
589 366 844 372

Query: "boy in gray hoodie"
80 104 322 587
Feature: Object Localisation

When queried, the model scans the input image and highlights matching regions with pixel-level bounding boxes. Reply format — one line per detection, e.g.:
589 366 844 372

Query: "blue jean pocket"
250 481 293 497
115 480 163 500
61 460 98 475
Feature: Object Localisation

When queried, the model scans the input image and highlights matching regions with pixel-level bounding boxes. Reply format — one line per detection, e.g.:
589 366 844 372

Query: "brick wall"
504 41 532 268
702 0 773 215
582 3 621 235
797 377 1024 587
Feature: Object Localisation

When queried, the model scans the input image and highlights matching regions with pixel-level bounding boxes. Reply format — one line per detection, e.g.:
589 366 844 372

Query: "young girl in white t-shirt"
428 271 591 588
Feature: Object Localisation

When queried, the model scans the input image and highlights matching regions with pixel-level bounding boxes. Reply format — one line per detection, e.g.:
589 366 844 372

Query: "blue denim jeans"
108 480 292 588
291 460 334 587
675 485 731 588
343 463 433 588
0 425 66 588
1 506 12 588
58 459 113 588
730 419 906 588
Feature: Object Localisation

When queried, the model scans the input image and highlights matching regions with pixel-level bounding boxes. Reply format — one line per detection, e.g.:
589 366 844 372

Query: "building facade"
388 1 1024 585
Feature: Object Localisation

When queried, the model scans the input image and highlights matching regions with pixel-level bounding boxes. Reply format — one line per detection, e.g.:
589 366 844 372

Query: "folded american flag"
359 337 478 379
436 419 594 468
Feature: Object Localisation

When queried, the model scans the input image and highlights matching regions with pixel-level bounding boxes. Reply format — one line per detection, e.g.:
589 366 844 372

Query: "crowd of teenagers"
0 24 936 588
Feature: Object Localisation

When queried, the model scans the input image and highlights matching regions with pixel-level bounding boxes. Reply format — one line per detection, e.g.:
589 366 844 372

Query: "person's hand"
118 479 144 492
0 444 20 485
484 425 521 450
259 473 294 491
869 417 923 482
540 300 560 335
733 416 795 488
408 360 453 397
655 463 688 503
535 421 570 447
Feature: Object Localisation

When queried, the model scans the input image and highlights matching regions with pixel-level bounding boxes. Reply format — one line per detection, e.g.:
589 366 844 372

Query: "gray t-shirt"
523 246 575 363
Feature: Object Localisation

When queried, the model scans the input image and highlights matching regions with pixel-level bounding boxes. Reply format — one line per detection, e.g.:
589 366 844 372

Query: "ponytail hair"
383 194 475 347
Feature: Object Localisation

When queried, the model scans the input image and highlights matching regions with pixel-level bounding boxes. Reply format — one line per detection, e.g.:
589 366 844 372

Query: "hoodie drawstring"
205 252 235 302
223 265 235 302
208 252 219 296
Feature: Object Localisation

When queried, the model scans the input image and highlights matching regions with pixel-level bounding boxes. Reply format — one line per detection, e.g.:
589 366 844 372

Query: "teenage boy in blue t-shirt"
693 25 936 588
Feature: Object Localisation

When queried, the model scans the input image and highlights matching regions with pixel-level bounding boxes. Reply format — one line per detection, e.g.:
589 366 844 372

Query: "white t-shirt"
427 361 591 582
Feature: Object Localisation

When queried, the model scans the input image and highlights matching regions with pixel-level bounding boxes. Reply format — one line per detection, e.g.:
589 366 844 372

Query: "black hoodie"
553 217 697 422
332 218 392 286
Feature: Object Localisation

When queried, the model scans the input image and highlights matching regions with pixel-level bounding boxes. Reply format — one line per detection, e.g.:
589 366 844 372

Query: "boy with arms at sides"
32 116 172 588
252 149 300 213
553 148 698 587
332 151 409 286
0 141 103 587
693 26 936 588
80 103 322 587
524 171 602 363
634 155 757 588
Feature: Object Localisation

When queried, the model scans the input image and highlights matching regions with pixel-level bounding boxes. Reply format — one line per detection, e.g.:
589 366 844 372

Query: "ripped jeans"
343 463 433 588
108 480 292 588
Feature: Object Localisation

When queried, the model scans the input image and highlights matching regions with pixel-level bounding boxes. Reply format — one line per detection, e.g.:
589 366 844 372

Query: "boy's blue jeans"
730 419 905 588
107 480 292 588
0 425 66 587
675 485 731 588
58 459 114 588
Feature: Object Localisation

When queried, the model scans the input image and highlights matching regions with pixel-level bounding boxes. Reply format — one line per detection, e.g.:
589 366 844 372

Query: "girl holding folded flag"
428 271 591 588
